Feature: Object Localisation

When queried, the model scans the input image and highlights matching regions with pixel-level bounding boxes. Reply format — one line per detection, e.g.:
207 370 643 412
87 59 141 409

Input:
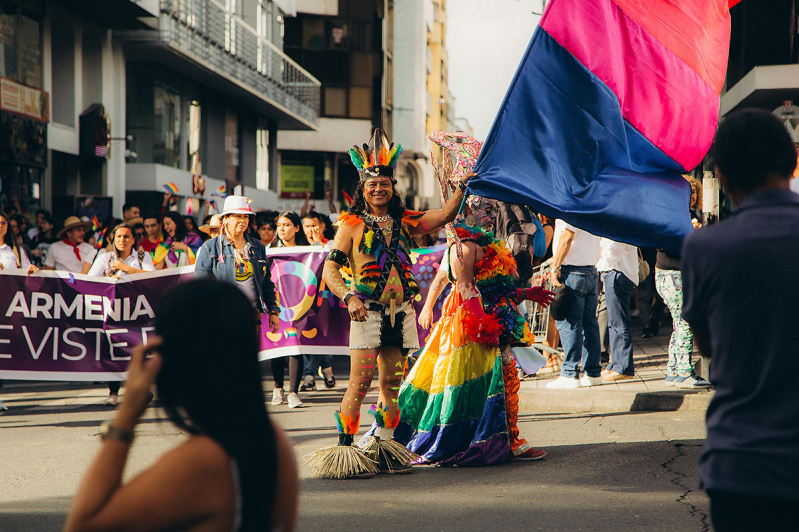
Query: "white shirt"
45 241 97 273
0 243 31 270
552 220 601 267
87 249 156 278
596 238 639 286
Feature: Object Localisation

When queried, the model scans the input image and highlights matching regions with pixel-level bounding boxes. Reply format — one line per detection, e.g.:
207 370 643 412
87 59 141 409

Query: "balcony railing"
158 0 320 127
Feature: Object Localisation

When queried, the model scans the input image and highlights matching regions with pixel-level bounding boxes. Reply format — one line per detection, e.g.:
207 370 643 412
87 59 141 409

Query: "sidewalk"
518 319 714 414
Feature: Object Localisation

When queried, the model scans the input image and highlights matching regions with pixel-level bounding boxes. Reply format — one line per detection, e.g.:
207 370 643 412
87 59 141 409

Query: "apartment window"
0 5 43 89
256 1 273 74
154 85 182 168
187 100 201 173
256 127 269 190
225 0 237 55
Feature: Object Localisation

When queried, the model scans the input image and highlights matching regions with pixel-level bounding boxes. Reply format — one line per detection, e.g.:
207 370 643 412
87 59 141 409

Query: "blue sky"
447 0 544 139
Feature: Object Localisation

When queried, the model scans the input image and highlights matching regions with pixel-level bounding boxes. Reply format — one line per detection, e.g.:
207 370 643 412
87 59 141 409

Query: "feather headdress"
349 128 403 180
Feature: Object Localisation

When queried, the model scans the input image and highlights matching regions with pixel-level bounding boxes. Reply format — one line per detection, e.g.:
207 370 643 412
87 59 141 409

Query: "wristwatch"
458 180 467 192
99 421 135 445
343 292 357 305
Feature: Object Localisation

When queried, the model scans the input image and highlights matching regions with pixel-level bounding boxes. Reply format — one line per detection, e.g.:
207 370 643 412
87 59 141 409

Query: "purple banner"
0 268 191 381
0 246 449 380
258 245 448 360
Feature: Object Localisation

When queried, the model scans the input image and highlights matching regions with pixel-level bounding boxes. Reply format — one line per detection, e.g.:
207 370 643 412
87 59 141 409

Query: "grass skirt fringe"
304 444 379 479
359 437 421 470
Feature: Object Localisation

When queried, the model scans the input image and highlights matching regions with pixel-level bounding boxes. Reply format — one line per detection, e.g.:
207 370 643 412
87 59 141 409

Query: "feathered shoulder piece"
401 210 424 227
349 128 403 180
454 222 494 247
336 212 365 228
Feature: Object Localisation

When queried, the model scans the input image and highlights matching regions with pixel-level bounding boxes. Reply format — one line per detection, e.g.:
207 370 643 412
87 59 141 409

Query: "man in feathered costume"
390 131 556 465
305 128 473 479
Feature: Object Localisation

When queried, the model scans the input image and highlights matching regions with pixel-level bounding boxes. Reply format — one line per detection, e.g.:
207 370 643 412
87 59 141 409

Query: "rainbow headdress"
349 128 403 180
430 131 496 263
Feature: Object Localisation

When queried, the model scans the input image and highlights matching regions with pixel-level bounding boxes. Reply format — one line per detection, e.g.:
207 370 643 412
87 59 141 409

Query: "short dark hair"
713 109 797 192
303 210 326 225
122 203 139 213
142 210 160 224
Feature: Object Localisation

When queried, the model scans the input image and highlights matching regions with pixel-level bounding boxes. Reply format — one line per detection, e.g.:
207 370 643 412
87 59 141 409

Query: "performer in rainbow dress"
393 132 555 465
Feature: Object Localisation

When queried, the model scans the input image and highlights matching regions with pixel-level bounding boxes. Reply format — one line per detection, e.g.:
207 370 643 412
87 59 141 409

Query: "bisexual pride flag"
472 0 741 253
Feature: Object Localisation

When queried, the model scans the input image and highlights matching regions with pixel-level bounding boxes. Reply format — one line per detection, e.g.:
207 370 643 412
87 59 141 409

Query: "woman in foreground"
65 280 298 532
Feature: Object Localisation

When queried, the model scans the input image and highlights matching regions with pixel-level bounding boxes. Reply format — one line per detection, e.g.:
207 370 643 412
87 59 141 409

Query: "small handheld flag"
163 182 179 194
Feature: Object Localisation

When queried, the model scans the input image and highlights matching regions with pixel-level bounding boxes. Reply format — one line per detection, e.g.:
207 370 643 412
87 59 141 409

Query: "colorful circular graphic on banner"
275 260 318 322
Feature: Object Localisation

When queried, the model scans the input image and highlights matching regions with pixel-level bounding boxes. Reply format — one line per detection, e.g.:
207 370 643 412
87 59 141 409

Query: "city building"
277 0 390 214
708 1 799 217
392 0 453 211
1 0 320 225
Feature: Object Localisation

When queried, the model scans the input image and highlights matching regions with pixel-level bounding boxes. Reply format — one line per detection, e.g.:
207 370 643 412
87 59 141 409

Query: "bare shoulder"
159 435 233 482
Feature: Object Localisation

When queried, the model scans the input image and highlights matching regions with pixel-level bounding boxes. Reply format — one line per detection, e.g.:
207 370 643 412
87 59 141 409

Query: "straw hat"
221 196 255 216
199 214 222 235
57 216 93 239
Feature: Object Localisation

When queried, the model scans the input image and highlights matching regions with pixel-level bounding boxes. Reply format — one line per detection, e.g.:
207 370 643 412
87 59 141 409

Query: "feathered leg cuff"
303 412 379 479
359 405 419 473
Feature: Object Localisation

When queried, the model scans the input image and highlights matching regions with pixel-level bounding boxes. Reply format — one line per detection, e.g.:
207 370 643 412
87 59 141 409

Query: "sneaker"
300 374 316 392
515 447 547 461
103 394 119 406
674 373 712 390
580 374 604 387
546 376 581 389
271 388 284 405
0 399 7 411
320 367 336 389
641 328 653 339
601 371 634 382
664 375 678 387
287 392 305 408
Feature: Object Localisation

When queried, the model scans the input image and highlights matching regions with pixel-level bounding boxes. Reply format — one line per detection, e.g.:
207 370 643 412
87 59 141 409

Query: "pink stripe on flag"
541 0 718 171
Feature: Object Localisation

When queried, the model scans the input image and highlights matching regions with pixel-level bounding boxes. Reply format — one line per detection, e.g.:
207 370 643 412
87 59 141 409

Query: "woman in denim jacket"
195 196 280 333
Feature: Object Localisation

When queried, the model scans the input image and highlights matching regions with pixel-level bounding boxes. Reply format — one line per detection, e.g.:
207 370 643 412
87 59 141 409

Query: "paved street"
1 368 709 532
1 320 713 532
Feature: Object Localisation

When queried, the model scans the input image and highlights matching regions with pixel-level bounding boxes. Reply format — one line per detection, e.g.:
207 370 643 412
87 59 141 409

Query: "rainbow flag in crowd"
472 0 742 253
91 215 101 231
163 182 179 194
213 185 227 198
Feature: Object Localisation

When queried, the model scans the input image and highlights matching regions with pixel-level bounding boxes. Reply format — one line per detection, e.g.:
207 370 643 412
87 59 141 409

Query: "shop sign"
280 164 315 198
0 77 49 122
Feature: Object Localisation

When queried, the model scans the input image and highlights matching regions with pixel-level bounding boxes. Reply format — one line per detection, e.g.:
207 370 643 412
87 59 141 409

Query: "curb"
518 387 714 414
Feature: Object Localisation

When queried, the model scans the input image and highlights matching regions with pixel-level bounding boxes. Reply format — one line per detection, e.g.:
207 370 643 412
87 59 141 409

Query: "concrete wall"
44 1 127 216
294 0 337 16
392 0 427 156
277 117 373 153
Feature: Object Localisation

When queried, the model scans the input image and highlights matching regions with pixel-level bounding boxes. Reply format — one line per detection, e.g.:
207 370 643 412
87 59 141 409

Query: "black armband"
326 249 349 266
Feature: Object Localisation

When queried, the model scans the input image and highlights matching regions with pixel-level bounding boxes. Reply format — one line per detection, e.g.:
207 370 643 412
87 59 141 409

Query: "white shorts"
349 299 420 353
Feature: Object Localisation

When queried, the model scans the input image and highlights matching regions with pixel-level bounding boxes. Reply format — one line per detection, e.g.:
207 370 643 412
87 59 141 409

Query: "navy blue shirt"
682 188 799 500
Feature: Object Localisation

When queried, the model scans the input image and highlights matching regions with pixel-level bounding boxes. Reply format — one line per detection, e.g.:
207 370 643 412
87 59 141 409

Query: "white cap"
221 196 255 216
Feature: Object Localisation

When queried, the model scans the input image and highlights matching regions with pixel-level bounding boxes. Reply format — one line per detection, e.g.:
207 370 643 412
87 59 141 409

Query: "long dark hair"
1 211 23 267
277 211 309 246
155 280 277 531
349 178 406 219
162 211 188 242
